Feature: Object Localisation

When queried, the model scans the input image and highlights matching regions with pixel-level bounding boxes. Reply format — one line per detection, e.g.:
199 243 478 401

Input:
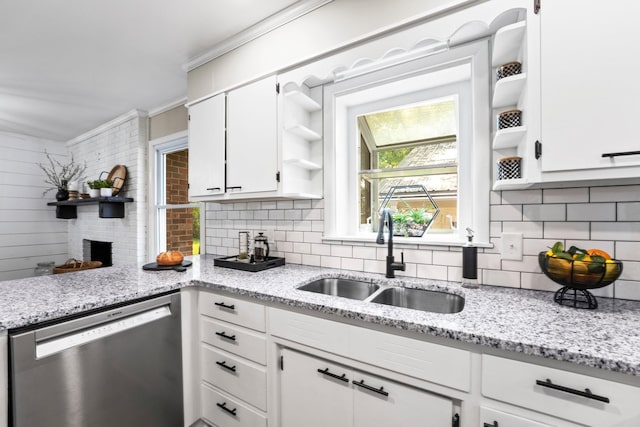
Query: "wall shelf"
283 158 322 170
284 89 321 111
493 126 527 149
492 20 526 67
47 197 134 219
285 124 322 141
493 73 527 108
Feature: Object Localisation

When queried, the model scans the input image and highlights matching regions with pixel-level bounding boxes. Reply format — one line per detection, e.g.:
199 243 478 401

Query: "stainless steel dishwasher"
9 291 183 427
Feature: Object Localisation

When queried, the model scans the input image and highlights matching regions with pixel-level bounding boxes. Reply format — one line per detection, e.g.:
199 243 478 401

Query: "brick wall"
67 111 148 265
165 149 193 254
204 184 640 301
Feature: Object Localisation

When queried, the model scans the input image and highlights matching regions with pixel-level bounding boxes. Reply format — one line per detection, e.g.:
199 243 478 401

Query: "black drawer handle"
214 301 235 310
352 379 389 397
484 422 498 427
206 187 221 191
216 360 237 373
215 331 236 341
602 150 640 158
536 379 610 403
317 368 348 383
216 402 237 416
225 186 242 191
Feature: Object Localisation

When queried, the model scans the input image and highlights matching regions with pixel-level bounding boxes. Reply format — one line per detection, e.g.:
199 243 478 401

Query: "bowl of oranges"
539 242 623 290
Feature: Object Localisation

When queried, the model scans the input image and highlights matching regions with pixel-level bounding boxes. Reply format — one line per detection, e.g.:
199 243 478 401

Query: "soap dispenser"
462 227 478 288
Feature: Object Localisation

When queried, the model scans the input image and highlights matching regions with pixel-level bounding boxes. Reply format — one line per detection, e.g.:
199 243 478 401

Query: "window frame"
323 40 490 246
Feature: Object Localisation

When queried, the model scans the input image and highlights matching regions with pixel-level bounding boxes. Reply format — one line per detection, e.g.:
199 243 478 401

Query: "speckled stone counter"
2 255 640 377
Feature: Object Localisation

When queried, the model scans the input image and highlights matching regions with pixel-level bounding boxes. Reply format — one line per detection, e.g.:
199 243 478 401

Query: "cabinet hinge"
452 414 460 427
276 82 280 94
280 355 284 370
188 114 190 121
535 140 542 159
276 171 281 182
534 0 540 14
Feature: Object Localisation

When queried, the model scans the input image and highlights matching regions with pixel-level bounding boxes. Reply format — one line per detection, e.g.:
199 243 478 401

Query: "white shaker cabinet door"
226 76 279 194
540 2 640 172
280 348 352 427
188 94 226 198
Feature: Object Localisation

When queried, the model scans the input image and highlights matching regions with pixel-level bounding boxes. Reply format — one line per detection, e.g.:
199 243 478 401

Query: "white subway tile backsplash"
303 209 322 220
615 280 640 301
521 272 558 292
303 231 323 243
543 187 589 204
483 269 520 288
285 210 302 220
363 259 386 274
502 221 543 238
416 264 447 280
566 203 615 221
618 202 640 221
286 252 302 264
620 261 640 281
302 254 321 266
501 255 540 273
352 246 376 259
501 189 542 205
616 241 640 261
341 257 364 271
490 204 522 221
320 256 341 269
268 210 284 220
590 185 640 202
293 200 312 209
543 222 590 240
286 231 304 242
592 222 640 241
523 204 565 221
478 253 501 269
293 242 311 254
330 245 352 258
432 250 461 266
311 243 331 256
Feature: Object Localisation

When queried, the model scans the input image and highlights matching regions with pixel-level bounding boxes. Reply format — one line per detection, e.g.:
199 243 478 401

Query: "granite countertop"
1 254 639 377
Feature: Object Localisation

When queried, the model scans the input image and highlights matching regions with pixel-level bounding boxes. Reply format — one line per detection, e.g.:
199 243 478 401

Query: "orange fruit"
586 248 612 260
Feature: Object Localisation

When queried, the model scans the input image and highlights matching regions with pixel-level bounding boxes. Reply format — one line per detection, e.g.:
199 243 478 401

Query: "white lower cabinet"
480 407 553 427
280 348 453 427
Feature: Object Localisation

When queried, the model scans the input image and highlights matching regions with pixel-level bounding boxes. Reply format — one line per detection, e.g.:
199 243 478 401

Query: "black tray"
214 256 285 272
142 260 192 272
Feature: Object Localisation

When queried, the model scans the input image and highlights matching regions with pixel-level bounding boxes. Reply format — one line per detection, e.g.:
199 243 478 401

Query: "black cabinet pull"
216 360 237 373
352 379 389 397
206 187 221 191
602 150 640 158
225 186 242 191
216 402 237 416
215 331 236 341
214 301 235 310
484 422 498 427
536 379 610 403
317 368 348 383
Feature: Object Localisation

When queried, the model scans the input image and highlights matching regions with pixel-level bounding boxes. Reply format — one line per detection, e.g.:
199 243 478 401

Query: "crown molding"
148 97 188 117
67 109 148 146
184 0 334 72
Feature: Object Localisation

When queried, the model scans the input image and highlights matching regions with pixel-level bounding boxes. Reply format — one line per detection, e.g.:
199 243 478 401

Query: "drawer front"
201 317 266 365
269 308 471 391
201 383 266 427
269 307 350 355
480 406 554 427
202 345 267 411
482 354 640 426
199 291 265 332
349 326 471 392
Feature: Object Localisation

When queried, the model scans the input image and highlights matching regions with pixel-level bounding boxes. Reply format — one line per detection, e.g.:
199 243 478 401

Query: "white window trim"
323 40 490 247
147 131 203 258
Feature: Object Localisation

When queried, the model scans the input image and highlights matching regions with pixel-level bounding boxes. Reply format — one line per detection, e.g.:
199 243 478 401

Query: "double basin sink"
298 277 464 314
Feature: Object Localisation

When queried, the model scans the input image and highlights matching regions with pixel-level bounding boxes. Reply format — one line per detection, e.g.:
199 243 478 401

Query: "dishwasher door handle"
35 305 172 358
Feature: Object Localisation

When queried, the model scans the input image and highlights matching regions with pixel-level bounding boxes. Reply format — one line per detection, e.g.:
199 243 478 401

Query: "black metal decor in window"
379 184 440 237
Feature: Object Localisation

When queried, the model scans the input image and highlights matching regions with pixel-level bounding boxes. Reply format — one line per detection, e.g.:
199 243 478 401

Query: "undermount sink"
298 278 379 300
370 287 465 314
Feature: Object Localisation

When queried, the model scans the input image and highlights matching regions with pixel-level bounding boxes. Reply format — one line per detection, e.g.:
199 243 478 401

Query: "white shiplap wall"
0 132 68 280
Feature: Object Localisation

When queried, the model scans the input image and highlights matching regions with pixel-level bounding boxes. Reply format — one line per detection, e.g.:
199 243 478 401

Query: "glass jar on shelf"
34 261 55 276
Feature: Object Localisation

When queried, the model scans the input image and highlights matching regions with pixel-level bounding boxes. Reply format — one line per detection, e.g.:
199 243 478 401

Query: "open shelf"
492 178 530 191
48 196 134 219
284 89 321 112
493 73 527 108
283 158 322 170
285 124 322 141
492 20 526 66
493 126 527 149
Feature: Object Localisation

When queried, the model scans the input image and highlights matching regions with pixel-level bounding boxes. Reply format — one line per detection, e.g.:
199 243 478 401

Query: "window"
150 135 201 256
324 40 490 245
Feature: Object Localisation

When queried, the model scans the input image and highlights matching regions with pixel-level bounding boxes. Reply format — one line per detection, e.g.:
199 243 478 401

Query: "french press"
253 232 270 262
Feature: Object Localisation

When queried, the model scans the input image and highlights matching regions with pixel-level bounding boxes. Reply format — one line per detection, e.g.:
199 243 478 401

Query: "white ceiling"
0 0 316 141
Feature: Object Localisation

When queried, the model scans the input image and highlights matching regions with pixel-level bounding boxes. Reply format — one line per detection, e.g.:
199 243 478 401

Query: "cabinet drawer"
202 345 267 411
482 354 640 426
480 407 553 427
201 383 266 427
199 291 265 332
269 308 471 391
201 317 266 365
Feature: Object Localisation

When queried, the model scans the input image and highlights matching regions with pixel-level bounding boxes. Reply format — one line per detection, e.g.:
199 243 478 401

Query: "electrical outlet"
501 232 523 260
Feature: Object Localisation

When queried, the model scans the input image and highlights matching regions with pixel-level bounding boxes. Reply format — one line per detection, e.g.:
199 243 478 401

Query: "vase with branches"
37 150 87 200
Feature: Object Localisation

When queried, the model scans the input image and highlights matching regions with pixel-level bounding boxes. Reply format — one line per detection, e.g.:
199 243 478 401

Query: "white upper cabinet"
539 1 640 176
226 76 279 194
188 93 226 199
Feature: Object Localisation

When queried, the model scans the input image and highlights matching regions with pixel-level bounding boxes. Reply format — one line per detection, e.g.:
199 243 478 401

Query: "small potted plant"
97 179 114 197
87 180 101 198
37 150 87 200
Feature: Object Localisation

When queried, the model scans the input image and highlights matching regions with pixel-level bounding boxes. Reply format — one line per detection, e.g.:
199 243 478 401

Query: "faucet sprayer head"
376 208 390 244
